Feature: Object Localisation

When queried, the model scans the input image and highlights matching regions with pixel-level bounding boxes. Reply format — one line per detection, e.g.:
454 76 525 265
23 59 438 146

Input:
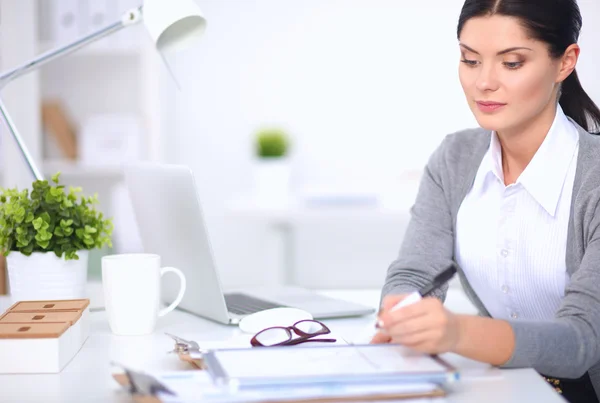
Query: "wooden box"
0 299 90 373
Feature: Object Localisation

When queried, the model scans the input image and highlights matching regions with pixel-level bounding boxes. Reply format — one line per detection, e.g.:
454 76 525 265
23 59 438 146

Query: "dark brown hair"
457 0 600 133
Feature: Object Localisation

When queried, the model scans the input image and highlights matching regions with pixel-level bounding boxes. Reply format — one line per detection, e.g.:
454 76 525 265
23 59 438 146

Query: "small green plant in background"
0 172 113 260
255 128 290 158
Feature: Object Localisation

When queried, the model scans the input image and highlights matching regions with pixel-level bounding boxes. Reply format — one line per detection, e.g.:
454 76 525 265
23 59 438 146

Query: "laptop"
124 163 375 325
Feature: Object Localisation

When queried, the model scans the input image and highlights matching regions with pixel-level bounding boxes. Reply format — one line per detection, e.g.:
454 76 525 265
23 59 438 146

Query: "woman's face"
458 15 562 134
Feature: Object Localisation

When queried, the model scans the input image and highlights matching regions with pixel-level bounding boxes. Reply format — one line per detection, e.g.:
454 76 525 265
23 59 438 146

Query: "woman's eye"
460 59 478 67
503 61 523 70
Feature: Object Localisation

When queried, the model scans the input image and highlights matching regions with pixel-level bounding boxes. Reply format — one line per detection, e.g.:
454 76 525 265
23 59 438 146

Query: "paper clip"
112 361 175 397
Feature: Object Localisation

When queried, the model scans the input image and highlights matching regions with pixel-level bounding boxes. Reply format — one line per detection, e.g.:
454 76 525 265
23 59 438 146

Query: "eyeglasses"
250 319 336 347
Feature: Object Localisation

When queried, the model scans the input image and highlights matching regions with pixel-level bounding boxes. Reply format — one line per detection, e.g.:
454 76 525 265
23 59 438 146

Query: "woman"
373 0 600 402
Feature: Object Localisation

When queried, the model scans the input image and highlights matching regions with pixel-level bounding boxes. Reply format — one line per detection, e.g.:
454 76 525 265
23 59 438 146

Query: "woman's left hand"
376 295 461 355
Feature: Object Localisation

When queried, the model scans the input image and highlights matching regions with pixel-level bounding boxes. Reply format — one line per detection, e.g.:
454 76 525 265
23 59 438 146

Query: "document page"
206 344 452 381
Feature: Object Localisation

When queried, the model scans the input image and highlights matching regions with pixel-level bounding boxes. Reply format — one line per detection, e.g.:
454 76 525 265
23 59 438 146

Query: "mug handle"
158 267 187 317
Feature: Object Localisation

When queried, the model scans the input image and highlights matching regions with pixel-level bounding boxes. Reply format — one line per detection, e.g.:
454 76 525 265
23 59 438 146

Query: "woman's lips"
476 101 506 113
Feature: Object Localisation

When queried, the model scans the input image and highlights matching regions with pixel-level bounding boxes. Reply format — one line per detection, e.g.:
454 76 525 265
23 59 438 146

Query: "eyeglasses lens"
295 320 326 334
254 327 291 346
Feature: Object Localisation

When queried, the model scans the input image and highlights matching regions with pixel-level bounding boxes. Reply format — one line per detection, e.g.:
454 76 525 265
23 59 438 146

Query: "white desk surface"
228 198 412 225
0 284 564 403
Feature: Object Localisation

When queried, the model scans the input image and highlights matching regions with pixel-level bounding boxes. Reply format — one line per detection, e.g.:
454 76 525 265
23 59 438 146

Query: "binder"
112 345 449 402
81 0 116 51
49 0 81 46
202 344 458 389
113 371 446 403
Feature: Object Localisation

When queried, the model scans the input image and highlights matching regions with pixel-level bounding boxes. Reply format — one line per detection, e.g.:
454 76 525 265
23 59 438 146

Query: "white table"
0 285 565 403
227 198 416 287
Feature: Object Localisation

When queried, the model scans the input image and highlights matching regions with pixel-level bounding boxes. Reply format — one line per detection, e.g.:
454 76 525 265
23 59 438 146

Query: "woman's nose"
475 64 500 92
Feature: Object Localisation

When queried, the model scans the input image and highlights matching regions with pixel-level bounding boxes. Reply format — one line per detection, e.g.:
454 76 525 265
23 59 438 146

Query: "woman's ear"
557 44 580 83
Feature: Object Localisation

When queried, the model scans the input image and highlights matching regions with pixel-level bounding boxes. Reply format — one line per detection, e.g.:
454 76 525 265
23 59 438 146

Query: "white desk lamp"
0 0 206 181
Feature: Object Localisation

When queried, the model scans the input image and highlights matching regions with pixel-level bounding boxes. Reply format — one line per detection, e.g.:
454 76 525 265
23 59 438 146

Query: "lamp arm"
0 7 143 182
0 7 143 89
0 98 44 181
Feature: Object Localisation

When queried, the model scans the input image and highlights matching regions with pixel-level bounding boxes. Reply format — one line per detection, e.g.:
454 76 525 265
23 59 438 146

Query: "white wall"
0 0 42 190
578 0 600 108
164 0 600 287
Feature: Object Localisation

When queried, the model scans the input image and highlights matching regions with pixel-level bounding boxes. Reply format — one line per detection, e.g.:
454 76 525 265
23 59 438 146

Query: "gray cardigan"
382 119 600 395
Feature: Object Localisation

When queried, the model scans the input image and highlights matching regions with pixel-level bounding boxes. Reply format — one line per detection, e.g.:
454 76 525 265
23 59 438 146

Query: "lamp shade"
143 0 207 52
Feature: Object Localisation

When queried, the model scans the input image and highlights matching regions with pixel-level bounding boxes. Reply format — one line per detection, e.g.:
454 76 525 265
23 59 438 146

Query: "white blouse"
455 106 579 321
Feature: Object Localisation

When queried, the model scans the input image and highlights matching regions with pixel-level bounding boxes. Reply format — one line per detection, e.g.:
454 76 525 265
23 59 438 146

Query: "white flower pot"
253 158 291 205
6 251 89 302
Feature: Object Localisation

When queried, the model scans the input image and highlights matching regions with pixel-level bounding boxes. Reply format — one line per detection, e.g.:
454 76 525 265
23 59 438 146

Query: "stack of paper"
139 344 457 402
149 370 444 403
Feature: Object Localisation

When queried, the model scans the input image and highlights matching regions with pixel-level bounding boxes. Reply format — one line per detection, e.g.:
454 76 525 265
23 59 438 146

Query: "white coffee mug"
101 253 186 336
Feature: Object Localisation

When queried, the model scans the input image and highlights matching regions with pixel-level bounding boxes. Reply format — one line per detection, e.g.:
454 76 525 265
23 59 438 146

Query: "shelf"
43 160 124 179
1 1 162 197
38 41 142 57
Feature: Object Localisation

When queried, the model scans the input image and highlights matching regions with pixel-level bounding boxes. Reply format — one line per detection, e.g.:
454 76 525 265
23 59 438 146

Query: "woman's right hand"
370 331 392 344
371 292 462 356
369 294 408 344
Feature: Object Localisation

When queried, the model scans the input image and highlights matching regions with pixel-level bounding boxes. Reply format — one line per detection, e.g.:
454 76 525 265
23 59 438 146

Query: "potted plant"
0 172 113 302
253 127 292 204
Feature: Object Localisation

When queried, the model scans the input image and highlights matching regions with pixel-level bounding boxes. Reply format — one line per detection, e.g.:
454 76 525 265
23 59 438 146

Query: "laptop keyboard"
224 293 286 315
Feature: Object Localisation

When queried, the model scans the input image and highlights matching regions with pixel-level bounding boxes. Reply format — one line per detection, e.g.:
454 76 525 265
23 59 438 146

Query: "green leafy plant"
255 128 289 158
0 172 113 261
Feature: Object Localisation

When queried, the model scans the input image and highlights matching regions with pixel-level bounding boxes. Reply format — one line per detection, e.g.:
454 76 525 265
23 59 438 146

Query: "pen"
376 264 457 328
